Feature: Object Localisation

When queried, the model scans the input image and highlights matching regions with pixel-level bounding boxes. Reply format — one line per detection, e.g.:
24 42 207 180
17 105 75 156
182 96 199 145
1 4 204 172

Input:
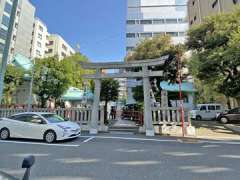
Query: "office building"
31 18 48 59
188 0 240 26
45 34 75 60
126 0 189 52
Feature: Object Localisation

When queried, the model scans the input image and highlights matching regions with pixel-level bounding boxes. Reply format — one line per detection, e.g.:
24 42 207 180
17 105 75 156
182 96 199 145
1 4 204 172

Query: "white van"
190 104 224 120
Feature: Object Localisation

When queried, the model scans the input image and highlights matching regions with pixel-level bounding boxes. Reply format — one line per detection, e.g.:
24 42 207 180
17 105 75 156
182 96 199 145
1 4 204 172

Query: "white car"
0 112 81 143
190 104 224 121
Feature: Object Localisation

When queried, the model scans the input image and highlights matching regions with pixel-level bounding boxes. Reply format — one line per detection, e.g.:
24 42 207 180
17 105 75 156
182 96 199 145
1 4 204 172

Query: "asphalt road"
1 134 240 180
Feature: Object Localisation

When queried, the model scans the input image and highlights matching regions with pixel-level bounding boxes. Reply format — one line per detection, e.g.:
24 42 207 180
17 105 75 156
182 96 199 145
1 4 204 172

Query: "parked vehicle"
217 107 240 124
0 112 81 143
190 104 224 120
0 155 35 180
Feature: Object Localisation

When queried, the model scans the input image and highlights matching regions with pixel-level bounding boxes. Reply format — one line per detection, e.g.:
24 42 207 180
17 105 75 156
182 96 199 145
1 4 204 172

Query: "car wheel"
220 117 228 124
0 128 10 140
44 130 56 143
196 115 202 121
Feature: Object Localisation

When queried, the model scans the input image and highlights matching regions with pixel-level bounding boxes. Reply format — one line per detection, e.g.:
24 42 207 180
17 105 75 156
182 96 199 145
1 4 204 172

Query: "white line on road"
83 137 95 143
0 140 80 147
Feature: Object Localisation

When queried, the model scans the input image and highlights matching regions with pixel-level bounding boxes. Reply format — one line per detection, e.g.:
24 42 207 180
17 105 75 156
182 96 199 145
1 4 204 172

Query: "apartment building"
31 18 48 59
188 0 240 26
8 0 35 63
126 0 189 52
45 34 75 60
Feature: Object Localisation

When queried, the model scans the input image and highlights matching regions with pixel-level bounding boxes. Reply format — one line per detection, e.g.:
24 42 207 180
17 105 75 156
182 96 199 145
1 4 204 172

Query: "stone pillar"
161 90 168 108
142 66 154 136
90 70 101 134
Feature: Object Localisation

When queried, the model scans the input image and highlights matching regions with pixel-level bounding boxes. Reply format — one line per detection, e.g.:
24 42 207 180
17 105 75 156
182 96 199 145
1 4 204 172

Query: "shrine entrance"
81 56 169 136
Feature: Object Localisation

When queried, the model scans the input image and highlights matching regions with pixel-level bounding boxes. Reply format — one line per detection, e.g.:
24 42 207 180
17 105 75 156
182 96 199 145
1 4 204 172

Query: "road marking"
81 135 178 143
0 140 80 147
83 137 95 143
201 140 240 145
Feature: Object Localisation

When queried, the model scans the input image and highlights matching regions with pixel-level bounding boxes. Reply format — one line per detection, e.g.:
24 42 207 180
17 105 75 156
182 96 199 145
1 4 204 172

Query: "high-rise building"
8 0 35 62
31 18 48 59
188 0 240 26
45 34 75 60
126 0 189 52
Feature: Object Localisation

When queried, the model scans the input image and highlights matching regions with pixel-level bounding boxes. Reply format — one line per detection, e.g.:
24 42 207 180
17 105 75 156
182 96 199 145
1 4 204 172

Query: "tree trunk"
227 97 231 109
236 97 240 107
40 97 46 108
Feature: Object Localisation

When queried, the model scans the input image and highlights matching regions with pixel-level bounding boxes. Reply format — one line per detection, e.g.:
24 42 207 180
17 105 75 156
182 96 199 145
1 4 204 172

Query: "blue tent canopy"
12 54 33 71
160 81 196 93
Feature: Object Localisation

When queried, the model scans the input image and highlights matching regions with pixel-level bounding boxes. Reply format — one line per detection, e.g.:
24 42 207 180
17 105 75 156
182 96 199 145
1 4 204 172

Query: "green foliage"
125 35 184 104
100 78 120 102
187 8 240 99
3 65 24 104
33 54 91 107
100 78 119 121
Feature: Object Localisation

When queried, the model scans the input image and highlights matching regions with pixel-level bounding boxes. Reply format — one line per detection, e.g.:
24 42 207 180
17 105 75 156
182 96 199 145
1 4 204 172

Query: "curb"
224 124 240 134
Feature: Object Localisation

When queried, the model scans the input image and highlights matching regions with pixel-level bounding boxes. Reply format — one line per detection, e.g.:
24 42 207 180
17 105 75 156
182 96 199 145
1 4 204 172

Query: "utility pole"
0 0 19 104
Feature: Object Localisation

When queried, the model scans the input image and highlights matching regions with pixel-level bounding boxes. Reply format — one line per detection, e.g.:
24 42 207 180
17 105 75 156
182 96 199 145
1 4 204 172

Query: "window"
12 35 16 41
2 15 10 27
62 44 67 51
61 52 66 57
212 0 218 8
192 0 195 6
166 19 178 24
153 19 165 24
46 49 53 54
15 23 18 28
16 11 20 17
140 20 152 24
0 28 8 40
126 33 135 38
37 41 41 48
126 47 134 51
42 114 65 123
39 25 43 32
48 41 54 45
153 32 165 36
38 33 42 40
178 18 185 23
166 32 178 37
36 50 41 56
140 33 152 38
127 20 135 25
4 2 12 14
200 106 207 111
178 32 185 36
194 16 197 21
208 106 216 111
216 106 221 110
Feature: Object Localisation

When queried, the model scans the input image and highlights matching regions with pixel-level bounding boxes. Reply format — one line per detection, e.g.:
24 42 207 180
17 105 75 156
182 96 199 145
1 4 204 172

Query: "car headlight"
57 125 70 132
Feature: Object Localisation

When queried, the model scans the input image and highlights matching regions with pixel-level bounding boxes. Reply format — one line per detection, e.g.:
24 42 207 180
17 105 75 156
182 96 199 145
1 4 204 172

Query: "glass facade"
4 2 13 14
2 15 10 27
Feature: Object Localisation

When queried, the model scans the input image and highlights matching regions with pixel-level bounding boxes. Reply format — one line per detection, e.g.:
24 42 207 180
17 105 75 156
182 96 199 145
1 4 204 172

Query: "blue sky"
31 0 127 62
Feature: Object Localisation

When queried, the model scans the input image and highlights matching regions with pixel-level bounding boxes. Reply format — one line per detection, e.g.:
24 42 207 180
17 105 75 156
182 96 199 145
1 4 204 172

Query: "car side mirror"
22 155 35 180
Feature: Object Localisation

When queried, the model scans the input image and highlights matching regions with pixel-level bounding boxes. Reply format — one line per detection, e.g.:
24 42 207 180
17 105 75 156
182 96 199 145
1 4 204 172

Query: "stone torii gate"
81 56 169 136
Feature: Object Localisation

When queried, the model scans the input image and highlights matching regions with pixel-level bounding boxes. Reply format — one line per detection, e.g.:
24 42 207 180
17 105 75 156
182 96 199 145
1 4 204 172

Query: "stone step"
109 126 139 133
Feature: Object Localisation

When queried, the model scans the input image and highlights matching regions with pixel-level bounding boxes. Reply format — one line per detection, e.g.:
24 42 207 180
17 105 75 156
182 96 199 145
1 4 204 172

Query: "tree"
33 57 71 107
187 8 240 106
100 78 119 122
3 65 24 105
125 35 184 104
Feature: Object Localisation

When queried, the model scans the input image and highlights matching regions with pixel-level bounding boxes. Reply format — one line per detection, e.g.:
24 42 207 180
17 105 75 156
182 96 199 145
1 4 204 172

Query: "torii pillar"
142 66 155 136
90 69 101 134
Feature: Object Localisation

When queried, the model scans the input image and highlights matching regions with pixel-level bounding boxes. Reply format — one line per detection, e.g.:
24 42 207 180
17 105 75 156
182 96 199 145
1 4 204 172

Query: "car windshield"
42 114 66 123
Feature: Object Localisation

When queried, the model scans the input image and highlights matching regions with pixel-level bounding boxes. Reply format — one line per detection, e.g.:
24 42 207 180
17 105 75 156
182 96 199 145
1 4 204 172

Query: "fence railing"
152 107 190 126
0 107 105 131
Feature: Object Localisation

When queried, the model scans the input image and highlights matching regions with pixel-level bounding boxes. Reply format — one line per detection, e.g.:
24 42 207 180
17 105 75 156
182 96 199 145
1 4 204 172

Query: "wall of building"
31 18 48 59
8 0 35 62
126 0 189 52
45 34 75 60
188 0 240 26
